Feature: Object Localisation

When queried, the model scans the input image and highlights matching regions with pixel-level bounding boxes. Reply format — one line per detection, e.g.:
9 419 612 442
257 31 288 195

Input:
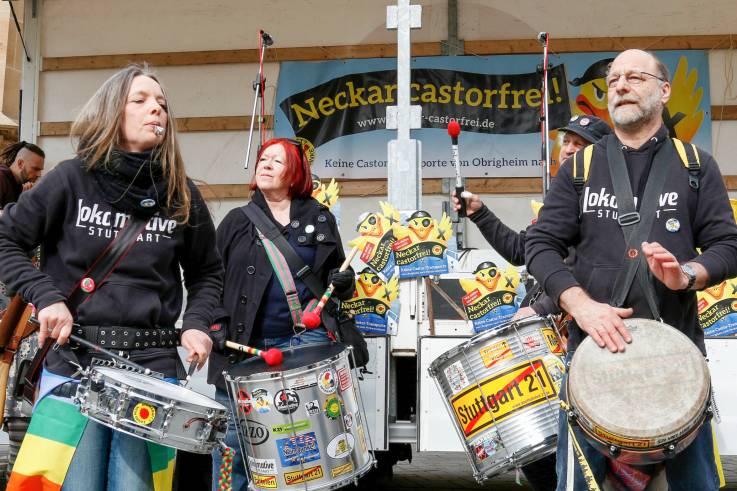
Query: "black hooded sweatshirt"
0 157 223 377
525 126 737 354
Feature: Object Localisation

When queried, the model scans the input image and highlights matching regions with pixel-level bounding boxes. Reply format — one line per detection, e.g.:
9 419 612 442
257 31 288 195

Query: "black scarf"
91 148 169 217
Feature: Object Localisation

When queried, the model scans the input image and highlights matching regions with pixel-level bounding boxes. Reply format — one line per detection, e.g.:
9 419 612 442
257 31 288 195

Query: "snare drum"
224 343 373 490
567 318 710 464
428 316 566 483
75 365 228 453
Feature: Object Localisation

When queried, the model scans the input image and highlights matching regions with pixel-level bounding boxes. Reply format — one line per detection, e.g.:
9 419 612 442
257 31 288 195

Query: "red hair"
250 138 312 198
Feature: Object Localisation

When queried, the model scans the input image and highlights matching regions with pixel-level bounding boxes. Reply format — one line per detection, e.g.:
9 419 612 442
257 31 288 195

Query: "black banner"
279 66 570 147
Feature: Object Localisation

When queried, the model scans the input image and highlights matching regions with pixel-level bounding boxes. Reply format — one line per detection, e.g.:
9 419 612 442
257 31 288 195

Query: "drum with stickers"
75 363 229 453
224 343 373 490
428 316 566 483
566 318 711 464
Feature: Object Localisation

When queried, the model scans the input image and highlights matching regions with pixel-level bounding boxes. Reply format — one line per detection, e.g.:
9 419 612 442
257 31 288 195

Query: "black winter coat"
207 190 349 388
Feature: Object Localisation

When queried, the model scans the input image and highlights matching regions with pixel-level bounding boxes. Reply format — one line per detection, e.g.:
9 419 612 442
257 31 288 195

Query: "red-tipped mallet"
302 246 360 329
225 340 283 366
447 120 468 218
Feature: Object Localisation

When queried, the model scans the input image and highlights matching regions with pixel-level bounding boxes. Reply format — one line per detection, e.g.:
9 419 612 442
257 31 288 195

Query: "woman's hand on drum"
560 287 633 353
512 306 536 320
37 301 74 346
181 328 213 369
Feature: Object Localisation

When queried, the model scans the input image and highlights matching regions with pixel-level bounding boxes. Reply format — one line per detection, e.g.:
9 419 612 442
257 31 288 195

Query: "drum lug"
663 443 677 458
161 404 175 431
566 410 578 425
608 445 621 458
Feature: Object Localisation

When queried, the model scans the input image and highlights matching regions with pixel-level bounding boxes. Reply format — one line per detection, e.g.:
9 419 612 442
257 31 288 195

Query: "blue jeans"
211 328 330 491
555 353 720 491
61 376 178 491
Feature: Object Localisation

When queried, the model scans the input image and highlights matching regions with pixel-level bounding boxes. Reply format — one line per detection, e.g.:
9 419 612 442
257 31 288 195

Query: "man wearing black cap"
452 115 610 279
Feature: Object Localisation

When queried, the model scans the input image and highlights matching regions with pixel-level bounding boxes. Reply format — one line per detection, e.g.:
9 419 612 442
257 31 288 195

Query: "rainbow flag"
7 396 175 490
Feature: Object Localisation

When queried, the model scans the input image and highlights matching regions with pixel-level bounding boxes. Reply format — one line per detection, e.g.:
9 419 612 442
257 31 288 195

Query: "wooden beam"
38 115 273 137
42 43 442 71
465 34 737 55
41 35 737 72
199 174 737 200
711 105 737 121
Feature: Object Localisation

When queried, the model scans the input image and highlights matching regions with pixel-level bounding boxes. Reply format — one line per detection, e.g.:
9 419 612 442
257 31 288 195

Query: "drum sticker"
237 389 253 416
243 420 270 445
444 360 469 394
274 389 300 415
542 328 564 355
543 355 565 394
131 402 157 426
252 388 272 414
290 373 317 391
343 413 354 429
697 278 737 336
323 396 343 420
450 358 556 440
247 456 277 476
327 433 355 459
305 400 321 416
283 465 323 486
521 332 543 350
276 432 321 467
251 473 278 489
479 340 513 369
271 420 311 435
357 425 368 452
471 430 503 462
337 367 352 392
318 368 338 394
592 425 651 449
331 462 354 478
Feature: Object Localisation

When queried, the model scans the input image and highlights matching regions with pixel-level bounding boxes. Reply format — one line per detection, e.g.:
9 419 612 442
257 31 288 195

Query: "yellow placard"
284 465 324 486
479 340 513 368
252 473 277 489
451 359 556 440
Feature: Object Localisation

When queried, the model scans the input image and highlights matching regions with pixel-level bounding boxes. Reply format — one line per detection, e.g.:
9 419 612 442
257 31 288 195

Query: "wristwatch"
679 263 697 291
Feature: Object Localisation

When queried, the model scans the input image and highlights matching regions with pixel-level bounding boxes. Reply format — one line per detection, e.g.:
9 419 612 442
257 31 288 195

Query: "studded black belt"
72 325 179 350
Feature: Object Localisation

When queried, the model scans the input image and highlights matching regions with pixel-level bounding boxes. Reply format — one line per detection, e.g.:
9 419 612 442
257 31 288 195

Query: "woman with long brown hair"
0 65 222 490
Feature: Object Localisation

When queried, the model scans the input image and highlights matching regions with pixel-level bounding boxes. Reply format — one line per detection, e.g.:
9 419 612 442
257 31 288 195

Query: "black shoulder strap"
608 137 674 319
66 215 149 310
24 213 150 399
240 203 326 301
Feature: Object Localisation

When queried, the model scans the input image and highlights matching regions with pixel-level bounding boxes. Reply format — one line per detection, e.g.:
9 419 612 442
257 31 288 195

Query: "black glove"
209 322 228 353
328 268 355 300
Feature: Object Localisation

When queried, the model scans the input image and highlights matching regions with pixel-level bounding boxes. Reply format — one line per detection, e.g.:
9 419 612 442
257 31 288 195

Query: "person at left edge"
208 138 355 491
0 65 223 491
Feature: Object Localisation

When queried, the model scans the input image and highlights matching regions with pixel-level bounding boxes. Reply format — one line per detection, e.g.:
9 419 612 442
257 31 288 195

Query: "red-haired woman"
208 138 354 489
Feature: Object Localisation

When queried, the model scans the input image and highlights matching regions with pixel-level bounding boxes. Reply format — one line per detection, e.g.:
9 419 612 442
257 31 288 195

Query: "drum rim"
567 318 710 442
428 315 553 373
88 366 228 411
224 343 351 383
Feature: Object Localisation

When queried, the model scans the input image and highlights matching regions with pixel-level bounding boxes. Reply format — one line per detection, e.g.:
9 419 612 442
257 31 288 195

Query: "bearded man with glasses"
525 49 737 490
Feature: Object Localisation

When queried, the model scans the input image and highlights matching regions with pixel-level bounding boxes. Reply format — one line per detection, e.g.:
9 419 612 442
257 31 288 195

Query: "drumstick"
448 120 470 218
225 341 283 366
183 355 198 387
302 246 359 329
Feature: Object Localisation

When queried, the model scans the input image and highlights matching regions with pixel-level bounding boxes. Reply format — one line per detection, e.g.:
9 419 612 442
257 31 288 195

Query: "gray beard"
609 91 663 132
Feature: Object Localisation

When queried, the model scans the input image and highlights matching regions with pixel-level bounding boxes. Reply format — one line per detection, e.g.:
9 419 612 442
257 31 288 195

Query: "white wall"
30 0 737 246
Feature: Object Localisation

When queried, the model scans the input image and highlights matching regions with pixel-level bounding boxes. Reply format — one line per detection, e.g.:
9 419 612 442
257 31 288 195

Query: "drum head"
227 342 346 378
568 318 709 441
94 367 225 409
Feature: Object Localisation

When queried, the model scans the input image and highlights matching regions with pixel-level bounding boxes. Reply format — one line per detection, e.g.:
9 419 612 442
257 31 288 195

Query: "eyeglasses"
605 70 666 89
